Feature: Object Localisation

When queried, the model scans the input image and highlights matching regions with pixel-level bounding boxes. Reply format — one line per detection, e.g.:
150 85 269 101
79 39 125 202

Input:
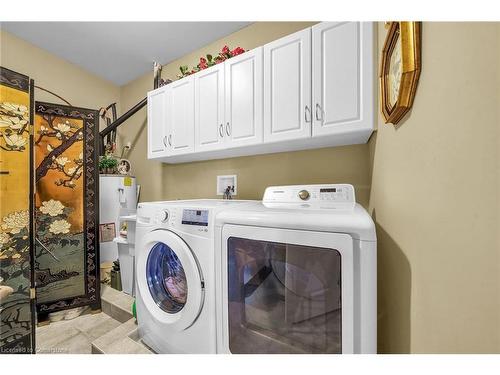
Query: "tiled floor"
36 312 121 354
36 286 153 354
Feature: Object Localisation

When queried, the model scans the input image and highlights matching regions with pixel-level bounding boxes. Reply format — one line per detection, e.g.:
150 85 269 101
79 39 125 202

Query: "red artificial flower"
199 57 207 64
222 45 230 55
231 47 245 56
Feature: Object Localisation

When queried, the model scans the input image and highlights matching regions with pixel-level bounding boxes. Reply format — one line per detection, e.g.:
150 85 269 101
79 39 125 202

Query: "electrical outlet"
217 175 237 196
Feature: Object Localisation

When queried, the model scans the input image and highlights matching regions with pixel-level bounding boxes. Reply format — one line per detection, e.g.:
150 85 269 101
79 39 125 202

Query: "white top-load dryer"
215 184 376 354
135 199 253 354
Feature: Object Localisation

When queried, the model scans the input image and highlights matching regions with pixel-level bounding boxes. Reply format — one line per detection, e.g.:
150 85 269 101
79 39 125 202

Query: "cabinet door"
224 47 263 148
169 76 195 155
264 28 311 143
147 86 169 159
194 64 225 152
312 22 374 137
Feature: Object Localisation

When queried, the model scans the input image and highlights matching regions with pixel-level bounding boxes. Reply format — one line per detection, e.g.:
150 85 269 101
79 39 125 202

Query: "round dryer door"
137 229 204 331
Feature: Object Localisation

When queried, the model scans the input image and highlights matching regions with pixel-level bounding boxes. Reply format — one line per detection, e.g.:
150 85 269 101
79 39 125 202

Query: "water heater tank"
99 175 138 262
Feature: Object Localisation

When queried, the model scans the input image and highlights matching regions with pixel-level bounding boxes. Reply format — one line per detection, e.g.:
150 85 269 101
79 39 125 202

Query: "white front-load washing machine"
215 184 377 354
135 199 252 353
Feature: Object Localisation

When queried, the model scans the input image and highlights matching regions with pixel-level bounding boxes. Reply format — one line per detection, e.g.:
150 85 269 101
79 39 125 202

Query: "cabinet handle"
315 103 323 122
163 136 168 147
225 122 231 137
305 105 311 123
168 134 172 146
219 124 224 138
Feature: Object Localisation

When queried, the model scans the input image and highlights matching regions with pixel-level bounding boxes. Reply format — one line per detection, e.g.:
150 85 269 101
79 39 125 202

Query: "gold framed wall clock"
380 21 422 125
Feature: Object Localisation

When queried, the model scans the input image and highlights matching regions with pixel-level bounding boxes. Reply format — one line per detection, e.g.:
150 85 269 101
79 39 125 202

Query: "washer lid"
136 229 204 331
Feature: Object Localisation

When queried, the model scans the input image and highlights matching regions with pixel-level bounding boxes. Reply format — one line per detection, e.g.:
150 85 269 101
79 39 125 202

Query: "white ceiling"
1 22 251 85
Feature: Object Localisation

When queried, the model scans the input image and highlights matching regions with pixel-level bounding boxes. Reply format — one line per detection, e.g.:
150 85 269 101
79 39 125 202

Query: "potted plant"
99 154 119 174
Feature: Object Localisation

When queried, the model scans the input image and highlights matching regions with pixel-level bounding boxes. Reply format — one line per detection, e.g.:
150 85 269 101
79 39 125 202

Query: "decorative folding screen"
0 67 35 354
1 68 101 353
34 102 100 317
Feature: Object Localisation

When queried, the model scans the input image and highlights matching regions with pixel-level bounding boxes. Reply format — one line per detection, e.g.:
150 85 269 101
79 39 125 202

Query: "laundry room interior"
0 6 499 361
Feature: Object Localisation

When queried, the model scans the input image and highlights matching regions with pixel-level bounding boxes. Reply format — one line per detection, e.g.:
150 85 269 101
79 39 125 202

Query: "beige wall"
119 22 500 353
3 21 499 353
0 29 121 123
118 22 371 207
369 22 500 353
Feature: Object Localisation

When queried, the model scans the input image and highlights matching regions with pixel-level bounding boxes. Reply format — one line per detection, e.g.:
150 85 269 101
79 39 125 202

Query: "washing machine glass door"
138 229 204 330
147 242 189 314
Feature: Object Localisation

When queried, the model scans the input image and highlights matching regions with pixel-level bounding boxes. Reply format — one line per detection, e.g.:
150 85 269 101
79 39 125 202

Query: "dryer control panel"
263 184 356 205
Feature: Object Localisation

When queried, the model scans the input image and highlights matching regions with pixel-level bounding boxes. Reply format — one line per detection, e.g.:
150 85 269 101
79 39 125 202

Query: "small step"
95 285 154 353
91 318 153 354
100 284 134 323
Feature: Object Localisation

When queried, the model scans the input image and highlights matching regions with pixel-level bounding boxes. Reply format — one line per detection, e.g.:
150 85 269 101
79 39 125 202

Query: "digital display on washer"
320 188 337 193
181 209 209 226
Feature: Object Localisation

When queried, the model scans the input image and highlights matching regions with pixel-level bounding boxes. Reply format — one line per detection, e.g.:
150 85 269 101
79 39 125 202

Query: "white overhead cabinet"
194 63 225 152
193 48 263 157
169 76 195 155
312 22 373 139
147 22 374 163
147 85 169 159
264 28 311 143
224 47 263 148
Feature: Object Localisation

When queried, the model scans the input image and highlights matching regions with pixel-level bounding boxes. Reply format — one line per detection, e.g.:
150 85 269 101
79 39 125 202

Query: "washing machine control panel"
263 184 356 205
152 207 212 237
181 209 209 227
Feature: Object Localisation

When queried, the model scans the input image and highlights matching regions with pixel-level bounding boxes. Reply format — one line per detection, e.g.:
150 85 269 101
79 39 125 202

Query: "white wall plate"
217 175 237 196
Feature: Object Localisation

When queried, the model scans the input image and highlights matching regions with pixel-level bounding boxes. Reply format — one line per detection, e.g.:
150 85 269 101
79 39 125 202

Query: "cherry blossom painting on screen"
34 113 85 303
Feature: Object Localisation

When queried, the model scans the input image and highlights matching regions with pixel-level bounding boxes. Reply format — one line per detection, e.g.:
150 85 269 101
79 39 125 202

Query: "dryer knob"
298 190 310 201
161 210 169 222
